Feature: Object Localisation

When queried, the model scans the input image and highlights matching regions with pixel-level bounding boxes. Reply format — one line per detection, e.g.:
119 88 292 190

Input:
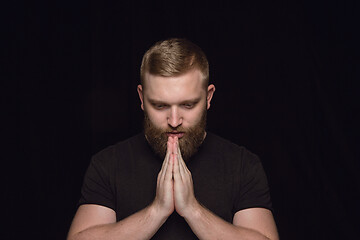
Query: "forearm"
184 203 272 240
68 204 167 240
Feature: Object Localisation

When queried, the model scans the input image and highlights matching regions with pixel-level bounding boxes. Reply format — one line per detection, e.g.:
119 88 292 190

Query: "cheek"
184 108 205 125
146 109 167 127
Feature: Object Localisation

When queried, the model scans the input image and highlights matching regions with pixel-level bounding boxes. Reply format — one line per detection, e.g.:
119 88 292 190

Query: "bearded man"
67 38 279 240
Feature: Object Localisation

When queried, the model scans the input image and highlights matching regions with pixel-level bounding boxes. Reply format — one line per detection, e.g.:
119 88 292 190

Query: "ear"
206 84 215 109
137 85 144 111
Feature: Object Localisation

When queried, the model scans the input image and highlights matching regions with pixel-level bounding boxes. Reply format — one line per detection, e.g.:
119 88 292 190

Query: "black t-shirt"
79 132 272 239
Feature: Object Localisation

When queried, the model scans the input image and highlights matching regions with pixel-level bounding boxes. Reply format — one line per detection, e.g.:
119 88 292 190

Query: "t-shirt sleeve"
78 155 116 210
233 149 273 214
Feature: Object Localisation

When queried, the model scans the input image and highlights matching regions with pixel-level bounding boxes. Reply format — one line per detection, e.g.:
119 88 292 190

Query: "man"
67 38 279 240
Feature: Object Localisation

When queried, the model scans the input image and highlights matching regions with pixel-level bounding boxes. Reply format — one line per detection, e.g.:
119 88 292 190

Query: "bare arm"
67 140 176 240
67 203 167 240
183 205 279 240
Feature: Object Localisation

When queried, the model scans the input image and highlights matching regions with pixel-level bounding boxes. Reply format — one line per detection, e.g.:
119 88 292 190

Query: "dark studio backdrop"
4 0 359 239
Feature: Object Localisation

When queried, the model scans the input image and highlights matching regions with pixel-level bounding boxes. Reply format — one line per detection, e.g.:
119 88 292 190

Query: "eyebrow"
147 97 201 105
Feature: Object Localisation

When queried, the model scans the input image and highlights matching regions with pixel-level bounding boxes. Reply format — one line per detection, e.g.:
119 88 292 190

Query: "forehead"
143 70 206 103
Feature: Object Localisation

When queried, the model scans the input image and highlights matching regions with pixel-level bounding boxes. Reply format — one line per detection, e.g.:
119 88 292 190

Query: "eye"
153 104 168 110
182 103 194 109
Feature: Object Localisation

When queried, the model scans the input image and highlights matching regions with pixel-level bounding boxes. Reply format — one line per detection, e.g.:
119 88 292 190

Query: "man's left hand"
169 136 200 218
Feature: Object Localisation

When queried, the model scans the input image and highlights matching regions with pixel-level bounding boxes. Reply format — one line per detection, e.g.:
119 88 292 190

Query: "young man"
67 38 279 240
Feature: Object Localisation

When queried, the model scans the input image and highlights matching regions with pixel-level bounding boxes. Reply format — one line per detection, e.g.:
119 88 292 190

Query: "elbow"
66 232 78 240
261 231 279 240
267 234 280 240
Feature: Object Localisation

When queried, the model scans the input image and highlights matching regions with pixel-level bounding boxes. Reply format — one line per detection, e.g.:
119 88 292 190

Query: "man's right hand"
151 138 175 218
67 139 177 240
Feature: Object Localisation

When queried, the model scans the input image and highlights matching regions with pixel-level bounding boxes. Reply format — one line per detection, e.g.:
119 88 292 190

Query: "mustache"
165 127 186 133
143 108 207 161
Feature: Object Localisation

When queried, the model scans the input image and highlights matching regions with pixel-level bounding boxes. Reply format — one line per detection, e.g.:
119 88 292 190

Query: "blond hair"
140 38 209 88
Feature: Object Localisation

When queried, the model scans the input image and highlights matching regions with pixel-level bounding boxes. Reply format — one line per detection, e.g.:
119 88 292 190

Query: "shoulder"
205 132 260 161
202 132 263 175
91 133 146 167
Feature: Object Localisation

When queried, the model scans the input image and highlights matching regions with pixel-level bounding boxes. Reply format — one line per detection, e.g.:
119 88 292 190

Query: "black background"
4 0 359 239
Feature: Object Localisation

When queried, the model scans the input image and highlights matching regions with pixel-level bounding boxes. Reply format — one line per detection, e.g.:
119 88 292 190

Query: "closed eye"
151 103 169 110
181 103 196 109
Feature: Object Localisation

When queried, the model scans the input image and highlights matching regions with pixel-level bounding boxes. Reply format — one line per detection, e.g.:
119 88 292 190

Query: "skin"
67 69 279 240
138 69 214 132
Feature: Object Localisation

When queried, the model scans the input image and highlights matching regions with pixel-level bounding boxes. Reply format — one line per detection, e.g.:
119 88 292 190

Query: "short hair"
140 38 209 89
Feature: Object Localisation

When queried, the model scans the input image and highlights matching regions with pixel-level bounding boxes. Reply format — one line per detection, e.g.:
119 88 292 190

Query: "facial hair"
144 108 207 161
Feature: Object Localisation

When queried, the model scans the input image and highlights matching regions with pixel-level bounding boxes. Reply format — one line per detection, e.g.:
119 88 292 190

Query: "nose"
167 106 182 128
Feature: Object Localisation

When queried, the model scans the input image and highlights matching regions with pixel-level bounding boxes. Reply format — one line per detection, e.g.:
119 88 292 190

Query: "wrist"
149 200 172 223
181 199 202 220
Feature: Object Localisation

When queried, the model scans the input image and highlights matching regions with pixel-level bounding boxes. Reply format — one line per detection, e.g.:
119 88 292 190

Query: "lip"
167 132 185 138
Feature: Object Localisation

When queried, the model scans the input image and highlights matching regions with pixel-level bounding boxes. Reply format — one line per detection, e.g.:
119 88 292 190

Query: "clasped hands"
152 136 199 219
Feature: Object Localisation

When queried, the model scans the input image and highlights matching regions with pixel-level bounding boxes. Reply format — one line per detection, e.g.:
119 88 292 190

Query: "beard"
144 108 207 162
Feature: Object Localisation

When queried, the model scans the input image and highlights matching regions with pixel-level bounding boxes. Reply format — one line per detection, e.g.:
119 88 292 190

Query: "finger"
175 136 183 159
172 152 182 183
164 151 174 182
159 140 172 182
177 141 193 182
162 142 171 169
174 137 187 178
170 136 176 155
